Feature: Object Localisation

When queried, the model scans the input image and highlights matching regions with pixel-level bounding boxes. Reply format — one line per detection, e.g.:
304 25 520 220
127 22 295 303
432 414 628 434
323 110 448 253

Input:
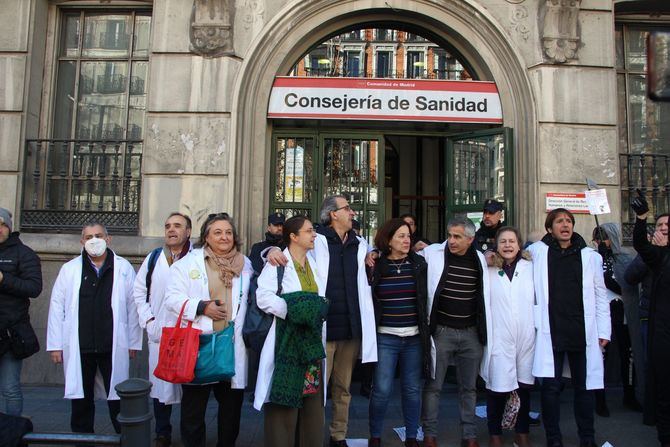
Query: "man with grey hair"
266 195 377 447
0 207 42 416
420 216 491 447
47 221 141 435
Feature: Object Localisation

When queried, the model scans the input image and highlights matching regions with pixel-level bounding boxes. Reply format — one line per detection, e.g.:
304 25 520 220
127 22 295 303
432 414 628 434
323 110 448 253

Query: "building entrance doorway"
269 127 512 241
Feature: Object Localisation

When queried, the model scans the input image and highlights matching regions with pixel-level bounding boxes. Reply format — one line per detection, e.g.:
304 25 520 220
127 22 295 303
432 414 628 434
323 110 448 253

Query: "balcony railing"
96 74 127 94
620 152 670 241
22 139 142 234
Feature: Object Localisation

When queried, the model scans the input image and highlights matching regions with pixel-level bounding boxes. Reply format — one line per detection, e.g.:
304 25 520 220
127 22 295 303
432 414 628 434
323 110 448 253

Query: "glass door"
445 128 514 225
321 134 384 240
269 131 384 241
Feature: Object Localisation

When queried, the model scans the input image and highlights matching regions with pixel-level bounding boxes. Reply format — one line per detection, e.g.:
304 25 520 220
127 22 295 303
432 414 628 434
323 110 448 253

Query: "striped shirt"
437 250 479 328
374 258 419 334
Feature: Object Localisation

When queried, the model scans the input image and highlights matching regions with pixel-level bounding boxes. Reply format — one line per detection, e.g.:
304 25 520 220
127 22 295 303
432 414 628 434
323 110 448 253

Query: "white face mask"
84 237 107 257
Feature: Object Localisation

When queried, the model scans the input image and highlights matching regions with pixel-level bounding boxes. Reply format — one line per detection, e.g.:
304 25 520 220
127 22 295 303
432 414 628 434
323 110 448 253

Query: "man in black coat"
248 212 285 274
474 199 504 259
631 192 670 446
0 207 42 416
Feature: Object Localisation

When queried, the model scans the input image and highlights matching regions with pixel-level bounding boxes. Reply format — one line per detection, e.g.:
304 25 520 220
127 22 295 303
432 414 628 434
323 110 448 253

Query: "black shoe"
529 413 541 426
547 441 563 447
579 441 597 447
154 436 171 447
330 438 348 447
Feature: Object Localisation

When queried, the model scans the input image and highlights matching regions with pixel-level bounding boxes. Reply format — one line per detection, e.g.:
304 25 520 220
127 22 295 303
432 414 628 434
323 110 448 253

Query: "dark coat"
0 232 42 330
368 251 431 378
248 232 284 275
624 254 653 320
633 217 670 426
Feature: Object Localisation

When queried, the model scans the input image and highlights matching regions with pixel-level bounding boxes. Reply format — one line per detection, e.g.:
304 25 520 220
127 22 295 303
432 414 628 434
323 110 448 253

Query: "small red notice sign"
545 193 590 214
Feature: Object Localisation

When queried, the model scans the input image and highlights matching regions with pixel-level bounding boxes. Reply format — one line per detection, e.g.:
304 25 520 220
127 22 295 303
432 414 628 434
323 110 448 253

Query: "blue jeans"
369 333 423 439
0 351 23 416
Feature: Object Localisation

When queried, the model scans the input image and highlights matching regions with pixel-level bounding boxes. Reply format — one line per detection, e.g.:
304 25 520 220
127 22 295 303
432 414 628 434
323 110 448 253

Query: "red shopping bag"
153 301 202 383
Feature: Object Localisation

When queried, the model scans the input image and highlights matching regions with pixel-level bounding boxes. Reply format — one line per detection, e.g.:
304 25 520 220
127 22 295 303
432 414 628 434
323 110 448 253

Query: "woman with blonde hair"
480 226 535 447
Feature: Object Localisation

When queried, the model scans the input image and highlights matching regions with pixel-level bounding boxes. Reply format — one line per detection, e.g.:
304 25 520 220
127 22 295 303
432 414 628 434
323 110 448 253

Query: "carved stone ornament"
540 0 581 64
190 0 235 57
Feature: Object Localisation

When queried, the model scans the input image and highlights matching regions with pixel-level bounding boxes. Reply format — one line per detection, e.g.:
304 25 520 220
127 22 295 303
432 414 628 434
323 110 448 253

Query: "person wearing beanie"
0 207 43 416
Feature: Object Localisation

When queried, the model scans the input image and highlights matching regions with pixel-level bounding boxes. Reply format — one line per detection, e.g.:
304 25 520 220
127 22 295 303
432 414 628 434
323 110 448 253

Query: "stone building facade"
0 0 668 383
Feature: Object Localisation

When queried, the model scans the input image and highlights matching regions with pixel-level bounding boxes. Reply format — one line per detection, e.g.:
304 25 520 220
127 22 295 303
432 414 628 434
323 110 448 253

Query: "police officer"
475 199 504 253
248 212 286 275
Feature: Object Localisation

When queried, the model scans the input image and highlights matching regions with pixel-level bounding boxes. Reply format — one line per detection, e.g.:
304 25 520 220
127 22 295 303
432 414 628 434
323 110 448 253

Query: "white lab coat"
480 258 535 392
528 241 611 390
253 248 328 410
421 242 492 378
163 248 252 390
311 233 378 364
133 245 191 405
46 252 141 400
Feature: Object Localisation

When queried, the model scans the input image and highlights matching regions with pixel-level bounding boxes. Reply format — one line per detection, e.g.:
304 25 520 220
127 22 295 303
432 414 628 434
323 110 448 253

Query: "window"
617 22 670 231
22 9 151 234
375 51 393 78
375 29 394 41
343 50 363 77
406 51 424 78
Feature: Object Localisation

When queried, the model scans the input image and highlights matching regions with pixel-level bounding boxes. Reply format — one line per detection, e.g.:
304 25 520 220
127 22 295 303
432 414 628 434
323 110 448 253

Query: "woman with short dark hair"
367 218 430 447
254 216 329 447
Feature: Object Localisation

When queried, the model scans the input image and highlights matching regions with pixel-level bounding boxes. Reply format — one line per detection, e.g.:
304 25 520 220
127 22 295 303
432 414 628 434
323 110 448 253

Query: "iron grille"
620 152 670 242
22 139 142 234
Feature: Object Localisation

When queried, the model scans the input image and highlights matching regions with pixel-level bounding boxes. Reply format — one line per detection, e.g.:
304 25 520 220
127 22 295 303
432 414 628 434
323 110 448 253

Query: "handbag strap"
175 300 193 328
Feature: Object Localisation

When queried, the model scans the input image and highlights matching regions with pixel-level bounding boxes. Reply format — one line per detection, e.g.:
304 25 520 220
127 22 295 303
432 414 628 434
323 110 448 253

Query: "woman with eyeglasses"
164 213 253 447
480 227 535 447
367 218 430 447
253 215 329 447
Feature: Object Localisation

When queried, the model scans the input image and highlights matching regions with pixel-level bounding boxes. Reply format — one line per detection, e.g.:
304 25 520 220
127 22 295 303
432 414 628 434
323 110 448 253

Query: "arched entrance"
230 0 538 244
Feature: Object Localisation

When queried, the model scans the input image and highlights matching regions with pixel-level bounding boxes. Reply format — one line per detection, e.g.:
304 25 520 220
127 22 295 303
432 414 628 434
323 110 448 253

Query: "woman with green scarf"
253 215 329 447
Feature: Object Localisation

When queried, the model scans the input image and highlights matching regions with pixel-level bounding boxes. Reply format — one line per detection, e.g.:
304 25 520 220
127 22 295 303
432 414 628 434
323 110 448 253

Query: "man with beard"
249 213 285 274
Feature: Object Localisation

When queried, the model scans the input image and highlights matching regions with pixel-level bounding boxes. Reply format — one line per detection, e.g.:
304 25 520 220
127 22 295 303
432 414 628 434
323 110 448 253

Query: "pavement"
16 381 658 447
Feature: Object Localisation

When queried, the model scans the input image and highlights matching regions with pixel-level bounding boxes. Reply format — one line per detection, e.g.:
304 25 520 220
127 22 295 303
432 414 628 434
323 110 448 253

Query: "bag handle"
175 300 193 329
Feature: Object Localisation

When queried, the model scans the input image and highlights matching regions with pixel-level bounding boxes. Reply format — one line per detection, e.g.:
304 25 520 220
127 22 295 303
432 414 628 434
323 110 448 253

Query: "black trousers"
70 352 120 434
181 381 244 447
541 350 594 445
486 386 531 435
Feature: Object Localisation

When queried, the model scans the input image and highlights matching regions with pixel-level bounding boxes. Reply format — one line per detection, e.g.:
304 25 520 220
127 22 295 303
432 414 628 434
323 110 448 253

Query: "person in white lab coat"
46 222 141 435
164 213 252 447
481 226 535 447
133 212 192 447
528 208 610 447
254 215 328 447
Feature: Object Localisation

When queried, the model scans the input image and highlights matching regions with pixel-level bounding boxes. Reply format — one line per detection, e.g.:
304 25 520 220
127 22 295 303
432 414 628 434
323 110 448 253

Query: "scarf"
204 245 244 288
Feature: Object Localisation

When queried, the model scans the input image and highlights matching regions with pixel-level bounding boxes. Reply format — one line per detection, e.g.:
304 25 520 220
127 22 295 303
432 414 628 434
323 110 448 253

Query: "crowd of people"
0 190 668 447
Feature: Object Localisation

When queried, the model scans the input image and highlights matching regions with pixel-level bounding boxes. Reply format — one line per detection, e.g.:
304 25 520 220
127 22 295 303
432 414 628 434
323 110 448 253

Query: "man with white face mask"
47 222 141 435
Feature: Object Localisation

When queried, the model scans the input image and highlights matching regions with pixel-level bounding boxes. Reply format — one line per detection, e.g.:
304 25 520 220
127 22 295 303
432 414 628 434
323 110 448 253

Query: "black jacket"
624 254 652 319
429 245 487 345
248 232 284 275
0 233 42 330
475 221 504 253
633 217 670 425
368 251 431 377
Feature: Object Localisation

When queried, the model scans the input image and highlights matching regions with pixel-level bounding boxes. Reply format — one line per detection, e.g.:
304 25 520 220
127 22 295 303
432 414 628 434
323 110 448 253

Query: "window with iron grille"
22 9 151 234
617 21 670 239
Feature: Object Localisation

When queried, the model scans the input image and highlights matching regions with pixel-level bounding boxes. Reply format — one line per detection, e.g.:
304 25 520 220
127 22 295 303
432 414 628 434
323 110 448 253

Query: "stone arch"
229 0 539 243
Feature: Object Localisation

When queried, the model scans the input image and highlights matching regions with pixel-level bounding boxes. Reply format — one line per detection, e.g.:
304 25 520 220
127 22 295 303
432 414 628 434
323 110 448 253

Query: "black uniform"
474 221 504 253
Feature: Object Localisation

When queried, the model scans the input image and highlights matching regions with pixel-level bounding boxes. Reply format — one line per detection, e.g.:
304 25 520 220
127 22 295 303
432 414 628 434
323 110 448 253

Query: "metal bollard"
115 378 153 447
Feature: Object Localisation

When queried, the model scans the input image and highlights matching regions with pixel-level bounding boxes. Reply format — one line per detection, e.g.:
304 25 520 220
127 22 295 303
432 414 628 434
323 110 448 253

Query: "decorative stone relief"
540 0 581 64
241 0 265 31
190 0 235 57
510 6 530 40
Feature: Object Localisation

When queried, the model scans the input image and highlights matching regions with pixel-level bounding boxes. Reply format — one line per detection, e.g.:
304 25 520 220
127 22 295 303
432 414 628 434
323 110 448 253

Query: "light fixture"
413 61 425 67
317 58 331 65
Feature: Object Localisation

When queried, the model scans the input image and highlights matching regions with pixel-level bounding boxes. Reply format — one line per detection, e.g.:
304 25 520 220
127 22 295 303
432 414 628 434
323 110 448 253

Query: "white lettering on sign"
267 77 503 123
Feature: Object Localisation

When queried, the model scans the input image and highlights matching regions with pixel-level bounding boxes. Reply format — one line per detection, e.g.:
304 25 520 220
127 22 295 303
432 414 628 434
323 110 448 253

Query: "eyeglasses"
299 228 317 234
207 212 230 220
334 204 352 212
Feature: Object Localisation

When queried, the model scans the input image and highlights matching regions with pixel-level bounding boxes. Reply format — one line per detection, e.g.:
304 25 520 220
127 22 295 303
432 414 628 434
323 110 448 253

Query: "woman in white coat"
481 227 535 447
164 213 252 447
254 215 328 447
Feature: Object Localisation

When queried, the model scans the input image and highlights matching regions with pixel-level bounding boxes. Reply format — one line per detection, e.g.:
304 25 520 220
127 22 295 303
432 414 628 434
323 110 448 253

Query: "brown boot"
488 435 503 447
461 439 480 447
405 439 420 447
423 435 437 447
368 438 381 447
514 433 532 447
